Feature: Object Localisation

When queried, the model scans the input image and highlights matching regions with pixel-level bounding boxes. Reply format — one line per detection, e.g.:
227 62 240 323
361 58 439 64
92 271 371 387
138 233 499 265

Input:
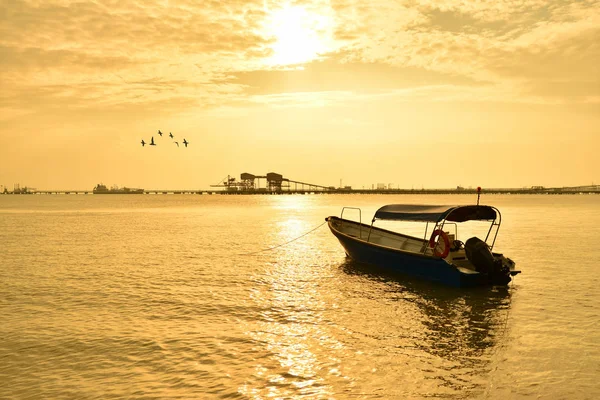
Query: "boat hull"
93 188 144 194
327 218 501 288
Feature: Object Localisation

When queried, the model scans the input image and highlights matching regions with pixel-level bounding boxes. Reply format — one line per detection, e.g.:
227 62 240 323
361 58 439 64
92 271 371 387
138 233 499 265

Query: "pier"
2 188 599 195
1 173 598 195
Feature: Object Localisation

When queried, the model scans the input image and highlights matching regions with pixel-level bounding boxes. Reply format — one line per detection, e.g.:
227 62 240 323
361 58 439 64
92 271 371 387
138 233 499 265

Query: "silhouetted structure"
209 174 600 195
93 184 144 194
211 172 334 193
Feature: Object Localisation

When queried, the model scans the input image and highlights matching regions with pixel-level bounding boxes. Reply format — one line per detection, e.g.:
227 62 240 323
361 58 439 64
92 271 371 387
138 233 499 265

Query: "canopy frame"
367 204 503 255
372 204 498 223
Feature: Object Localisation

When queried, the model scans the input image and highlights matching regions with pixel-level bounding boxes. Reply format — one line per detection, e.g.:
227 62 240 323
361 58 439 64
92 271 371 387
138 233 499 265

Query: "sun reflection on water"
240 232 344 398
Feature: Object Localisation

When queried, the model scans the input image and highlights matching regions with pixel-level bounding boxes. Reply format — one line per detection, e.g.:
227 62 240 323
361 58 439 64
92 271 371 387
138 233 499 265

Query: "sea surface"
1 193 599 399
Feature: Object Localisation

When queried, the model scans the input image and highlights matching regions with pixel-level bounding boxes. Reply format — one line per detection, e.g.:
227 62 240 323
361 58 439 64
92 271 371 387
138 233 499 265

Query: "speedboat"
326 204 520 287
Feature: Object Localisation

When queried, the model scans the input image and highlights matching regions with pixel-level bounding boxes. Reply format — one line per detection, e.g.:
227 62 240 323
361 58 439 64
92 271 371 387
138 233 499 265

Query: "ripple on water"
1 194 599 399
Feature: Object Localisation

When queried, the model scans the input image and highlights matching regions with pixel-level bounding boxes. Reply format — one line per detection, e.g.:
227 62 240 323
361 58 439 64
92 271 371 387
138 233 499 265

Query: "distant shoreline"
2 187 599 195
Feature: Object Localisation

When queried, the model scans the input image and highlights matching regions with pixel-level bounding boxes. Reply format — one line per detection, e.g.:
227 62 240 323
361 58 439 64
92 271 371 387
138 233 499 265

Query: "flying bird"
141 139 146 147
158 130 163 136
174 141 179 147
183 139 188 147
169 132 174 139
150 136 156 146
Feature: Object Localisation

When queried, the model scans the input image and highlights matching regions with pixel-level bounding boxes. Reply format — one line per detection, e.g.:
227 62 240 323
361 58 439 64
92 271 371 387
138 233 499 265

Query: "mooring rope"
239 220 327 256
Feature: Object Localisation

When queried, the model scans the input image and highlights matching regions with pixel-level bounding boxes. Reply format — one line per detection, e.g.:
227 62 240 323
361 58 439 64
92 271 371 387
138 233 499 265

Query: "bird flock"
141 130 189 148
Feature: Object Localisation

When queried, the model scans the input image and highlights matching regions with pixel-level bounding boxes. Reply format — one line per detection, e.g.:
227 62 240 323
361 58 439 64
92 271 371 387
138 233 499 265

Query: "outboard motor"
465 237 511 285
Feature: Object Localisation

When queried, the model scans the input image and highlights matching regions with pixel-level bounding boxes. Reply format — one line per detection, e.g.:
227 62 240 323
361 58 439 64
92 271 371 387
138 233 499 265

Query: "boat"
326 204 520 287
93 183 144 194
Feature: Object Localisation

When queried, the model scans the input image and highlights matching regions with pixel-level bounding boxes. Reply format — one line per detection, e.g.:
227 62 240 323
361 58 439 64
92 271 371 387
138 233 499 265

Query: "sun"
265 5 331 66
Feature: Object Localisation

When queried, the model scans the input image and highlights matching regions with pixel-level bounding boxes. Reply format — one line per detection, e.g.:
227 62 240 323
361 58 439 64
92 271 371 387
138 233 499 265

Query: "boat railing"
423 221 439 255
485 207 502 250
422 221 458 256
341 207 362 239
445 222 458 240
422 222 430 244
422 207 502 256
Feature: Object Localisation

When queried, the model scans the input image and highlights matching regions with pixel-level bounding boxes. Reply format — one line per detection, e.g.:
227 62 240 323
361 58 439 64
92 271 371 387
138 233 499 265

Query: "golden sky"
1 0 599 190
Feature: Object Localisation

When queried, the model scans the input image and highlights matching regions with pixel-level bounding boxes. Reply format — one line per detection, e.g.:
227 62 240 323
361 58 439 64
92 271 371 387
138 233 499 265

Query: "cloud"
416 0 556 23
0 0 279 119
228 55 485 96
329 0 600 102
1 0 598 123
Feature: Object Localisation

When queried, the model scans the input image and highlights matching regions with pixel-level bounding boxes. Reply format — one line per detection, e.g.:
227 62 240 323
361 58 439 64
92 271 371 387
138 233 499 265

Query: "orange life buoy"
429 229 450 258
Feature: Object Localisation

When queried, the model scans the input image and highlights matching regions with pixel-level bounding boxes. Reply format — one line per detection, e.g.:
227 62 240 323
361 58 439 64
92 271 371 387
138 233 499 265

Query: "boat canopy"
373 205 497 223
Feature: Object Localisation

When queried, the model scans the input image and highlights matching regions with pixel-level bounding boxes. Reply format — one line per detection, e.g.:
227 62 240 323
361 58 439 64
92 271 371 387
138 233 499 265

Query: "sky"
1 0 599 191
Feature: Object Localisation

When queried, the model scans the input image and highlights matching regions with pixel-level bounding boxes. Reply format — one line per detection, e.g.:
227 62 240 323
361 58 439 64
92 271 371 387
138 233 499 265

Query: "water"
1 194 599 399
